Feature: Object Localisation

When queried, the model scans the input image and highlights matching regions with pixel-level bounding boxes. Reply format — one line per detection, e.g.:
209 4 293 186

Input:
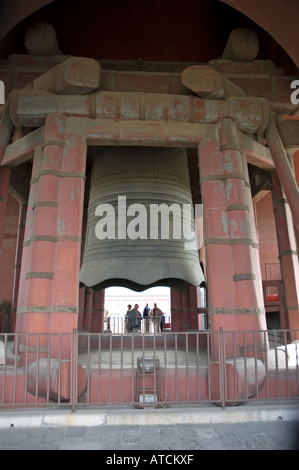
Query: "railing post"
71 328 78 412
218 327 227 408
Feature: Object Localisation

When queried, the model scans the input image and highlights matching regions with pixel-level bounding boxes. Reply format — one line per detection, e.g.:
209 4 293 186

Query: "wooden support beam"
25 56 101 95
265 113 299 234
1 54 296 115
239 133 274 170
0 97 14 164
77 118 216 147
2 126 44 167
181 65 247 99
1 116 273 170
10 89 269 134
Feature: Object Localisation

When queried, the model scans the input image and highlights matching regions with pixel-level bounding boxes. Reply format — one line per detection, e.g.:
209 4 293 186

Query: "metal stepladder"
136 356 160 408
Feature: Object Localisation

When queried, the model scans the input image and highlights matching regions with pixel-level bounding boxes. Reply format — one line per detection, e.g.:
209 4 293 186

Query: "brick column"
16 114 87 360
170 289 183 332
272 170 299 332
92 290 105 333
199 119 267 358
171 287 198 332
181 286 198 331
82 288 93 332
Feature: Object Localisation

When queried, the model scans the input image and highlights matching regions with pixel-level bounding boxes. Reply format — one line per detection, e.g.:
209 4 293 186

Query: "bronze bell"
80 146 205 291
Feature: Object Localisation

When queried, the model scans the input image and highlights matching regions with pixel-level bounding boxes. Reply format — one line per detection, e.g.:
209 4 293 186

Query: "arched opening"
0 0 297 72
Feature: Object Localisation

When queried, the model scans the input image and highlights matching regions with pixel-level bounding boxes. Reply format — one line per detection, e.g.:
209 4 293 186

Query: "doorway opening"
104 286 171 333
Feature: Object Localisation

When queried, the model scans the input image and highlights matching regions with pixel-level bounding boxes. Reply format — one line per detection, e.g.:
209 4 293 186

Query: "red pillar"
182 290 190 331
170 288 183 332
181 286 198 331
11 203 27 332
82 288 93 332
272 171 299 332
15 148 40 337
199 119 267 357
171 287 198 332
92 290 105 333
78 287 85 331
189 286 198 330
16 114 87 360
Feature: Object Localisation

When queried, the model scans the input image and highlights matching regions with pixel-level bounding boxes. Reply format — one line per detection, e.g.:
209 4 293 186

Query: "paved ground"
0 419 298 451
0 402 298 451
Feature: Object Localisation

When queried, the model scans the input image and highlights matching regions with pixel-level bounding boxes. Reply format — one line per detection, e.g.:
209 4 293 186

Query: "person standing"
128 304 142 332
143 303 150 333
150 303 163 333
124 304 131 333
160 313 165 332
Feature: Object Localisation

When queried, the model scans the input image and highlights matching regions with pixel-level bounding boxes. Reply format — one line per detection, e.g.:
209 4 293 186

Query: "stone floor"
78 347 209 369
0 404 298 450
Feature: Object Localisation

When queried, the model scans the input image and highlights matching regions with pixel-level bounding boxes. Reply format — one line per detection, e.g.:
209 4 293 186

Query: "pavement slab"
0 401 298 451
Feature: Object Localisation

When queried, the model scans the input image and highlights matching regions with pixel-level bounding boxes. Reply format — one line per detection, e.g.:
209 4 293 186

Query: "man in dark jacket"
143 303 150 333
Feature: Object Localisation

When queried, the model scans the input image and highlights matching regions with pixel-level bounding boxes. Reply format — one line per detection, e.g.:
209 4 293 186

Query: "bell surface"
80 146 205 291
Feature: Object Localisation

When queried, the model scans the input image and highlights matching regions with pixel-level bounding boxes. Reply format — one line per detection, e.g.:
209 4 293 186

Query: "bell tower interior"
0 0 299 410
0 0 298 338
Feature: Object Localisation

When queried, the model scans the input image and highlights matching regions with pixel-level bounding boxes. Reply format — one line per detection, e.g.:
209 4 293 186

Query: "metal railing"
0 329 298 410
106 314 172 334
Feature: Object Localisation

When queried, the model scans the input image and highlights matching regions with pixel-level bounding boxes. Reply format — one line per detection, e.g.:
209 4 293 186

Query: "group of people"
125 303 165 333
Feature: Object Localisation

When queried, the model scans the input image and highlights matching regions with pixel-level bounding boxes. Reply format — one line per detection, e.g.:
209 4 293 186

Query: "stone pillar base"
210 357 266 404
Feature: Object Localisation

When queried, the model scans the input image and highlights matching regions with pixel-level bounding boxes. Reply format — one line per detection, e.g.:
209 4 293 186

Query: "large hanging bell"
80 146 205 291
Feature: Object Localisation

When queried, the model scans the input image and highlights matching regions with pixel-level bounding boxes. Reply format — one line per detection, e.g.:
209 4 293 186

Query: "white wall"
105 286 170 317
